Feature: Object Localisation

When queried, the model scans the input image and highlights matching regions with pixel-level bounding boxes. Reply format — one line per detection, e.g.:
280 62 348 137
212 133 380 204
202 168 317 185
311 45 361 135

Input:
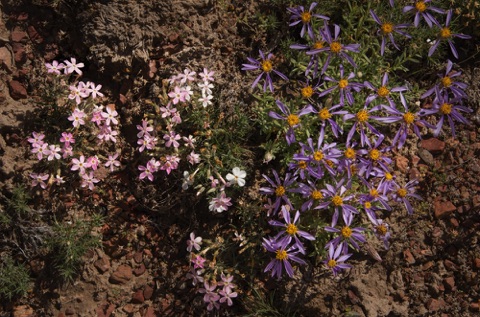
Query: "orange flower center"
313 41 324 49
261 60 273 72
376 224 388 236
338 79 349 89
356 109 369 123
330 41 342 53
332 195 343 206
298 160 307 169
301 11 311 23
313 151 324 161
276 249 288 260
344 148 356 159
287 114 300 126
378 86 390 97
301 86 314 98
341 226 352 238
275 186 286 197
286 223 298 235
441 76 452 87
369 149 381 161
311 190 323 200
397 188 407 198
440 27 451 39
319 108 332 120
381 23 394 34
404 112 415 124
416 1 427 12
440 103 452 115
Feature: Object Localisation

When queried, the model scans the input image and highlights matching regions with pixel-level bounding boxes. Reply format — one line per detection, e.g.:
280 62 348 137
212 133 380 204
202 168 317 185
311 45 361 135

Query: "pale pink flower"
68 84 88 105
62 146 73 159
64 57 84 75
199 68 215 82
171 112 182 124
91 111 104 125
81 171 99 190
187 151 200 165
136 119 153 138
31 142 50 160
163 131 181 148
168 86 186 104
161 155 180 175
60 132 75 146
179 68 196 84
198 94 213 107
47 144 61 161
198 81 214 95
139 162 156 181
209 192 232 213
105 153 121 172
183 135 196 148
30 172 49 189
68 108 86 128
87 155 100 170
187 232 203 252
181 86 193 101
97 124 118 143
54 175 65 185
27 132 45 147
101 107 118 125
45 60 65 75
88 82 104 99
71 155 91 175
191 254 206 269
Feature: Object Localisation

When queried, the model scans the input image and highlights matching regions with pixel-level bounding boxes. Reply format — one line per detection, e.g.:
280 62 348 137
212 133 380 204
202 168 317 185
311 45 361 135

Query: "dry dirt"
1 0 480 317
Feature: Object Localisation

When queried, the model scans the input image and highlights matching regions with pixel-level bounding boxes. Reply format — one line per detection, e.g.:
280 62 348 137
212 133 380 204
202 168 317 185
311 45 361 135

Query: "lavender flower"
291 30 327 76
318 65 363 106
260 169 297 215
312 103 348 138
364 72 408 108
403 0 445 27
296 133 342 179
324 243 352 276
291 180 324 212
428 9 472 59
287 2 329 39
269 100 315 145
357 135 392 177
343 103 383 147
307 21 360 74
242 50 288 92
366 212 391 250
370 10 411 56
325 211 366 254
421 59 468 100
315 179 358 225
269 206 315 254
392 180 422 214
262 237 306 279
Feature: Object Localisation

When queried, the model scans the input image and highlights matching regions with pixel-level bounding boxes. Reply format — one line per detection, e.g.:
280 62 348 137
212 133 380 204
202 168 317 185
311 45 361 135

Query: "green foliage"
0 256 31 300
47 214 103 283
241 288 298 317
5 185 31 216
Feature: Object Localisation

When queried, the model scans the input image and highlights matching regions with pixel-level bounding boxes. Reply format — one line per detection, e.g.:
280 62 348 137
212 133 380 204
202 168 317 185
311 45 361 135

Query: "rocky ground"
0 0 480 316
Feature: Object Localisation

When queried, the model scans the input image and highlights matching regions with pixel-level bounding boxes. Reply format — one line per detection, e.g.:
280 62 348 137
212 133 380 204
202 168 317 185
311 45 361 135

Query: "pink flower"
137 135 157 152
199 68 215 82
139 162 155 181
62 146 73 159
88 82 104 99
45 60 65 75
47 144 61 161
187 151 200 165
186 232 203 252
71 155 91 175
91 111 104 125
181 85 193 101
178 68 196 84
87 155 100 170
191 254 206 269
163 131 181 148
168 86 186 104
27 132 45 147
54 175 65 185
68 84 88 105
209 192 232 213
81 171 99 190
68 108 86 128
198 93 213 108
30 173 49 189
160 155 179 175
64 57 84 75
97 124 118 143
31 142 50 160
60 132 75 146
101 106 118 125
105 153 121 172
183 135 196 148
136 119 153 138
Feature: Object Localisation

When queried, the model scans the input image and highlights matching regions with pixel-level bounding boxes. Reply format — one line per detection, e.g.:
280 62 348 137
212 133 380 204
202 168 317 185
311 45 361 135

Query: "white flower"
226 167 246 187
186 232 202 252
182 171 194 190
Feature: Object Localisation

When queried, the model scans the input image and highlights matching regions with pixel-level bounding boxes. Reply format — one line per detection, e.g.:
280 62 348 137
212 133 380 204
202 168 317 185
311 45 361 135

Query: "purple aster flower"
242 50 288 92
269 100 315 145
260 169 297 215
421 59 468 100
357 135 392 178
288 149 310 180
370 10 411 56
325 211 366 254
419 87 471 137
376 92 427 149
287 2 329 39
324 243 352 276
372 167 399 196
307 21 361 74
269 206 315 254
343 103 383 147
291 180 325 212
312 103 348 138
262 237 307 279
391 179 422 214
364 72 408 108
338 142 362 180
295 133 342 179
291 29 328 76
403 0 445 27
428 9 472 59
318 65 364 106
315 179 358 225
297 77 322 101
366 212 391 250
358 175 392 211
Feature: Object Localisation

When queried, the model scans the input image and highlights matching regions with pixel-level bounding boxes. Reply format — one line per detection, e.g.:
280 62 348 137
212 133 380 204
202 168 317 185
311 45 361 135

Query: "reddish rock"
409 167 421 181
96 303 115 317
403 249 416 264
143 307 155 317
122 304 134 314
0 47 13 72
443 276 455 291
411 155 421 166
94 257 110 274
143 285 154 300
109 265 132 284
132 289 145 304
133 263 146 276
8 80 27 99
65 308 75 315
27 25 43 44
12 305 34 317
444 259 456 270
422 261 434 271
133 251 143 264
420 138 445 153
474 258 480 269
10 27 28 43
471 302 480 311
395 155 409 173
449 217 459 227
434 200 456 219
426 298 446 311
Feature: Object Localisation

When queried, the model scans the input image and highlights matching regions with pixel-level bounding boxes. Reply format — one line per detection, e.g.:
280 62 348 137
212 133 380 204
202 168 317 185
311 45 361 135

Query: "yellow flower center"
276 249 288 260
313 151 324 161
385 172 393 180
311 190 323 200
344 148 356 159
330 41 342 53
261 60 273 73
275 186 286 197
341 226 352 238
397 188 407 198
286 223 298 235
378 86 390 97
287 114 300 127
332 195 343 206
356 109 369 123
327 259 337 268
369 149 381 161
298 160 307 169
440 27 451 39
319 108 332 120
441 76 452 88
313 41 324 49
381 23 394 34
376 224 388 236
440 103 452 115
415 1 427 12
325 160 335 167
403 112 415 124
301 86 314 98
370 188 379 198
301 11 311 23
338 79 349 89
364 201 372 209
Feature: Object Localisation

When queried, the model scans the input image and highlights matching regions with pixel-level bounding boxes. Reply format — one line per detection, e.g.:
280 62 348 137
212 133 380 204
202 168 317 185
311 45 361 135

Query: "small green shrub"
0 256 31 300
